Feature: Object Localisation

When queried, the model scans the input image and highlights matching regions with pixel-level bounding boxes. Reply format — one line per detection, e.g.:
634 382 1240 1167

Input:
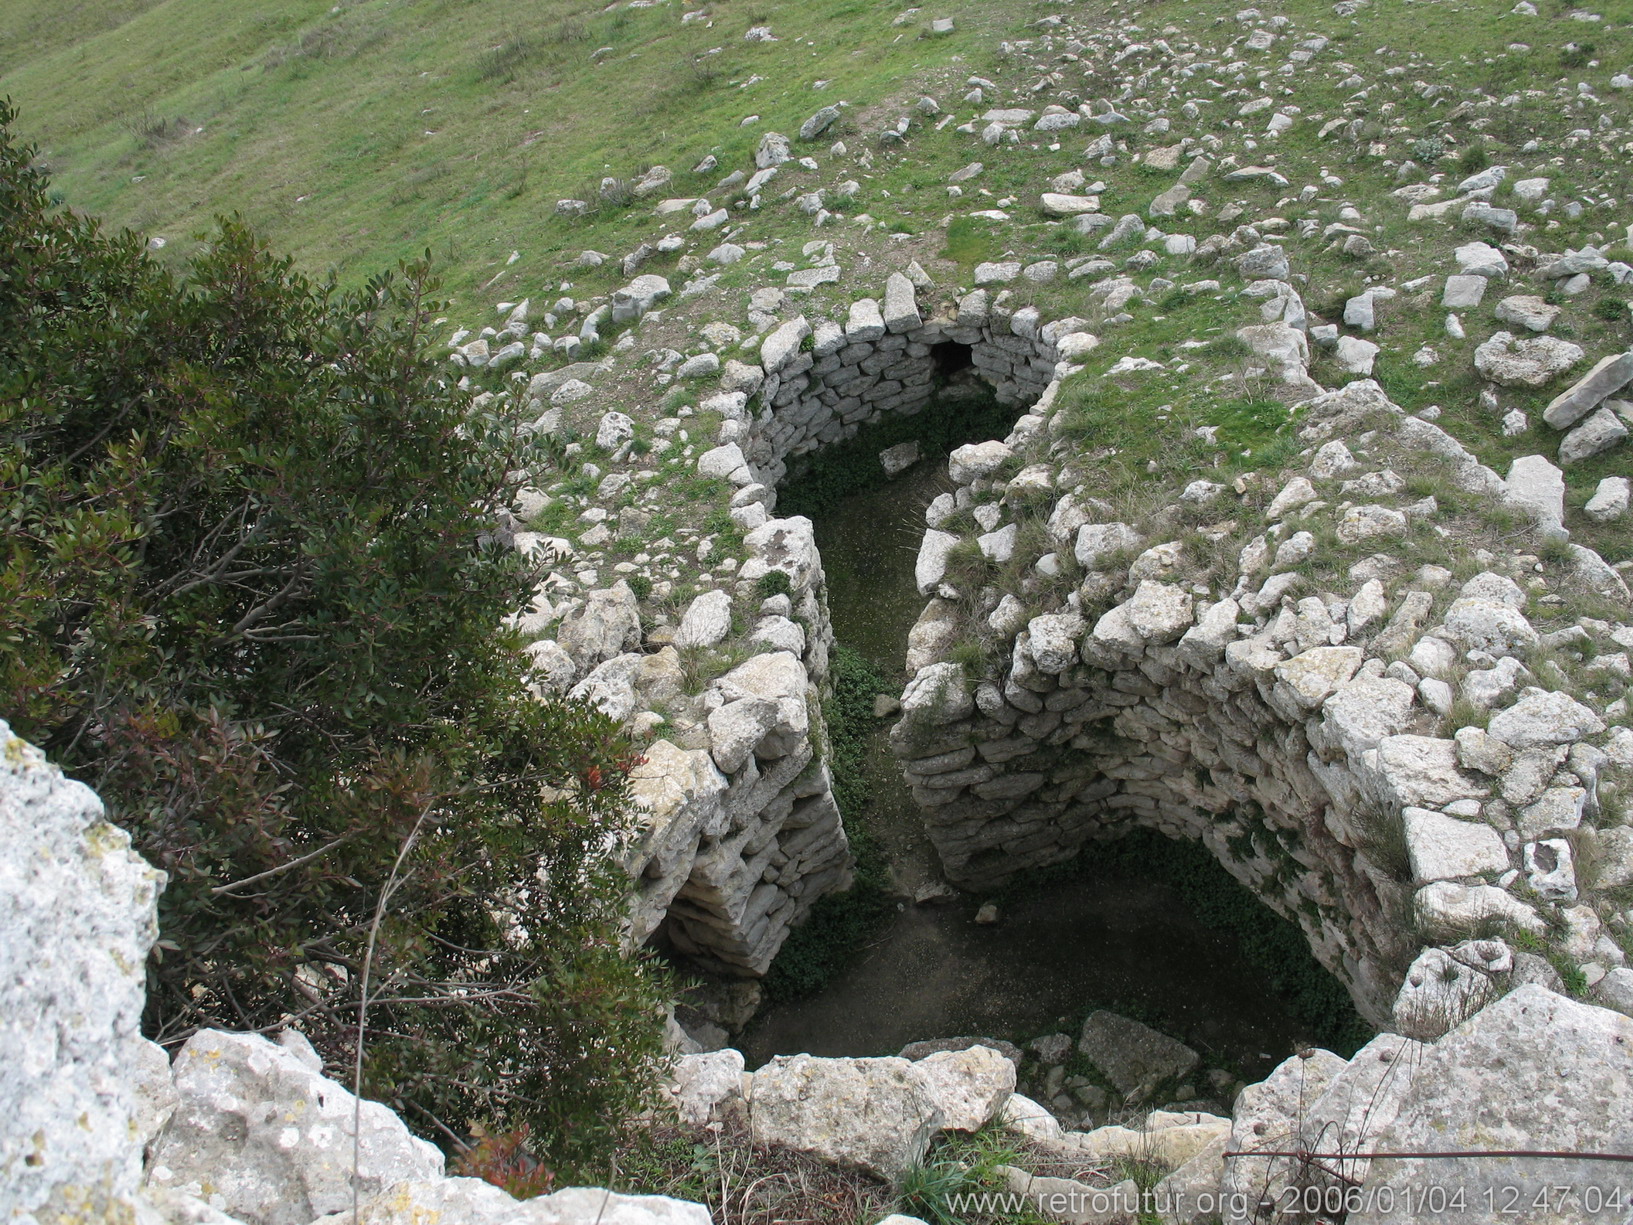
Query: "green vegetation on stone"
761 645 895 1001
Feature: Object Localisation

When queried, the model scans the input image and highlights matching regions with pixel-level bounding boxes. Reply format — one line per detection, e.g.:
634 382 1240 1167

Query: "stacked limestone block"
529 515 852 979
893 377 1633 1025
742 273 1081 489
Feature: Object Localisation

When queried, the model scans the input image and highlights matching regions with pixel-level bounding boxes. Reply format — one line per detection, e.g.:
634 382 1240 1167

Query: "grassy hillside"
7 0 1633 551
3 0 1025 302
9 1 1633 313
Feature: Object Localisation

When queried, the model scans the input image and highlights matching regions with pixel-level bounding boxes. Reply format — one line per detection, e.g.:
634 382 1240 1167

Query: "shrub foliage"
0 102 664 1176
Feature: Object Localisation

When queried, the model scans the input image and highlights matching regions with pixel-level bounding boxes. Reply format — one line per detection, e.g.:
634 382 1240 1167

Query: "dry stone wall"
551 516 855 978
511 272 1092 981
737 273 1077 493
8 707 1631 1225
892 376 1633 1027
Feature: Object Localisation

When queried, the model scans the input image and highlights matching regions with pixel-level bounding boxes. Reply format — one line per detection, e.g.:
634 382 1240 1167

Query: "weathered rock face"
0 718 166 1223
748 1054 944 1182
147 1030 446 1225
892 378 1627 1025
1350 986 1633 1224
0 722 718 1225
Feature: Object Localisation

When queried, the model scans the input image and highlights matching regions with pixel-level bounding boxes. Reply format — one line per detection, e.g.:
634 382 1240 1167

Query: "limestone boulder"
666 1049 747 1126
1041 192 1103 216
523 1187 714 1224
697 442 752 484
1027 613 1087 674
1074 522 1142 570
1236 321 1310 382
317 1179 710 1225
882 272 921 334
146 1030 443 1225
675 589 734 648
1 721 166 1224
568 652 643 721
596 411 635 450
1454 240 1508 277
711 652 809 759
1153 1135 1229 1225
306 1178 519 1225
741 516 822 593
759 317 810 372
996 1168 1140 1222
912 1045 1016 1132
609 274 671 323
914 529 961 595
1487 687 1605 749
1402 807 1509 882
880 440 921 477
1274 646 1363 710
1064 1114 1231 1171
558 582 642 669
1597 968 1633 1019
907 600 959 674
1365 736 1489 810
1237 244 1291 280
1587 826 1633 889
1315 674 1416 760
1494 294 1559 332
625 740 730 940
1584 474 1630 522
1501 454 1566 535
1351 987 1633 1224
748 1054 942 1182
1295 1033 1425 1188
1077 1012 1198 1100
998 1093 1064 1145
1440 597 1538 656
1221 1049 1348 1224
948 440 1013 483
846 297 885 342
799 105 842 141
1337 504 1407 543
1473 331 1583 387
1559 404 1629 464
1541 350 1633 429
1124 581 1194 643
1177 597 1243 667
707 698 785 773
1413 881 1545 941
1391 944 1507 1041
524 638 579 693
900 661 975 724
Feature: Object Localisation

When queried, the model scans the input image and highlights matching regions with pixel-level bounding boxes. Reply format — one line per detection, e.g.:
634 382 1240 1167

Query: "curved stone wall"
535 272 1086 979
586 515 854 978
891 376 1632 1025
736 274 1078 495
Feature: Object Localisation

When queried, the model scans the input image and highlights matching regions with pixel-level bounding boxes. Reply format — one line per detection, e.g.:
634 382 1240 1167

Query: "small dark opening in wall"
930 340 974 378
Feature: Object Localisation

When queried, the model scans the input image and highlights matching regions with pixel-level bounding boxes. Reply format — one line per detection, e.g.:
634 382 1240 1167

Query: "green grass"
942 215 1004 275
6 0 1035 306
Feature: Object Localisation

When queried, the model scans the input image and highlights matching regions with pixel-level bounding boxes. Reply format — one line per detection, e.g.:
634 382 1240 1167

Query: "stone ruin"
530 263 1631 1048
891 368 1633 1030
6 715 1631 1225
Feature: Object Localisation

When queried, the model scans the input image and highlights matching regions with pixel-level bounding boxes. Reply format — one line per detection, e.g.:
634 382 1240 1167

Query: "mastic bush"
0 102 665 1178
